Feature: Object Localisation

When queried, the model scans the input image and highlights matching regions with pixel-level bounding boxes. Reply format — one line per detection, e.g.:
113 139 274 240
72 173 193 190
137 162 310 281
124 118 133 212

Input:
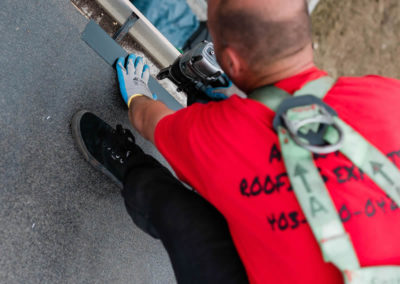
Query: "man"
72 0 400 283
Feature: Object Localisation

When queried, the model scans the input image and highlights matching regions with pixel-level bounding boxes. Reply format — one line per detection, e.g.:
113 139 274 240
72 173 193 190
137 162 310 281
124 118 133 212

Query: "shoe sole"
71 110 123 189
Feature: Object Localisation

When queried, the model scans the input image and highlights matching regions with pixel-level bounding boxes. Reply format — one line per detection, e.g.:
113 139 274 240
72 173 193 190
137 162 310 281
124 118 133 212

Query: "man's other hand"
205 74 247 100
116 54 156 107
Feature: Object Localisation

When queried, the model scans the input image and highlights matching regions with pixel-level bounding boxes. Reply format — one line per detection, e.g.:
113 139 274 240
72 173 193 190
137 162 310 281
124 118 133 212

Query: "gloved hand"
116 54 156 107
205 74 247 100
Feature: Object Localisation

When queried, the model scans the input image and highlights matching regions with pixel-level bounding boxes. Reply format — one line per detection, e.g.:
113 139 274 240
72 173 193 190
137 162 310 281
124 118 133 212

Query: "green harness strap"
249 77 400 284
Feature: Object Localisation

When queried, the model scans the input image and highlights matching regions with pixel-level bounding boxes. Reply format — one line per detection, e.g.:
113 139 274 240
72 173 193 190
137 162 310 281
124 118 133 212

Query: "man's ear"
220 46 251 91
221 47 244 79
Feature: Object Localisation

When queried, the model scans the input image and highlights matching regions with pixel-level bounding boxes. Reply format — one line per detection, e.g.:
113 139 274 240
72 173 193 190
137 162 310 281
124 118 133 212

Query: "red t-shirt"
155 67 400 284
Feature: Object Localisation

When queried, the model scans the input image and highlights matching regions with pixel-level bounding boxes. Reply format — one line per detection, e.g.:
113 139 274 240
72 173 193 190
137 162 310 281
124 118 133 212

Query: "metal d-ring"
282 106 344 154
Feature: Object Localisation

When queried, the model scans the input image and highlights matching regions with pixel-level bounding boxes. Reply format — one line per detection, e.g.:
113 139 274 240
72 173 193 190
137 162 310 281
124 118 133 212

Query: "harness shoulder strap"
249 76 335 111
293 76 336 98
277 124 361 271
325 119 400 205
250 85 291 112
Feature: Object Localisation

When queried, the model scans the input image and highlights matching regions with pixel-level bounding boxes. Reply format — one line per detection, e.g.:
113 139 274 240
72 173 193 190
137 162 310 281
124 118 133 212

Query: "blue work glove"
205 74 247 100
116 54 156 107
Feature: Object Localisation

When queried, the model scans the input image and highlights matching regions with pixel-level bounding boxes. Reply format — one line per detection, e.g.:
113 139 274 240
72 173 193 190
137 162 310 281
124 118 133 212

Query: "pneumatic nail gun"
156 41 230 105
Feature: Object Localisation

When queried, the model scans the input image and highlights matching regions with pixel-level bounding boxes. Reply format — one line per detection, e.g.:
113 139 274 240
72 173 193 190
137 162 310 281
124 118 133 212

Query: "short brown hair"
212 0 312 69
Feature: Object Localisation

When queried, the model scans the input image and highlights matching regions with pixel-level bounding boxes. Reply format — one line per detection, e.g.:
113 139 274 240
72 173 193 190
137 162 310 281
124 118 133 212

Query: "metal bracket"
112 12 139 42
96 0 180 68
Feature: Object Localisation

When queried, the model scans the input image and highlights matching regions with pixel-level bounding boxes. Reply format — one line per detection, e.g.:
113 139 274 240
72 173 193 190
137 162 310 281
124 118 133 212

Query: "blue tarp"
132 0 199 48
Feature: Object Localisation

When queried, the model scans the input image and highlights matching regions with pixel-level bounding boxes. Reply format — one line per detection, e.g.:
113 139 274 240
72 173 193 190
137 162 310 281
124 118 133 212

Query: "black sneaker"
71 110 137 189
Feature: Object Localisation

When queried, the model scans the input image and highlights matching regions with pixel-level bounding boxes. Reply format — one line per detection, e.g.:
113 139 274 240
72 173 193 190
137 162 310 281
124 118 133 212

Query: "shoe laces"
105 125 136 165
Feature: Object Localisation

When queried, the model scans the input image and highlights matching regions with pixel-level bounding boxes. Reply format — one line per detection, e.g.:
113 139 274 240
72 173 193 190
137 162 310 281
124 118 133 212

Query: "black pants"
121 145 248 284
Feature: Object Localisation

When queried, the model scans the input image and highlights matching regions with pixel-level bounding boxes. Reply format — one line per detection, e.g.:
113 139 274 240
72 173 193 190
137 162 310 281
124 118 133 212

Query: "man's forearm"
128 96 175 144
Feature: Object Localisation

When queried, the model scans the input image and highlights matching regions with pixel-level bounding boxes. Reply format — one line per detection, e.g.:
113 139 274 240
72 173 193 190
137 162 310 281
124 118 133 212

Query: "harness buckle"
273 95 344 154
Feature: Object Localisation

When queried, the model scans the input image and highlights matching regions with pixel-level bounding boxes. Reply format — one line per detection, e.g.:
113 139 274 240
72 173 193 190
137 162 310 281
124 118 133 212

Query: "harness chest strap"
249 76 400 284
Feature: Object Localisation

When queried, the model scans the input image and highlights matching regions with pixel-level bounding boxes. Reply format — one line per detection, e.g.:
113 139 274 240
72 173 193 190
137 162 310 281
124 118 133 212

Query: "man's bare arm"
129 96 175 144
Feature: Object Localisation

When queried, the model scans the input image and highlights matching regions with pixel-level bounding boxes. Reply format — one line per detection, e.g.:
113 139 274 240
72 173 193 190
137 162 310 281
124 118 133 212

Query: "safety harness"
249 76 400 284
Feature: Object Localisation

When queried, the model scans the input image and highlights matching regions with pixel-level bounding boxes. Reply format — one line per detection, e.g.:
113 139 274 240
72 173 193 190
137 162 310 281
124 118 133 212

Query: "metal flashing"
81 20 183 111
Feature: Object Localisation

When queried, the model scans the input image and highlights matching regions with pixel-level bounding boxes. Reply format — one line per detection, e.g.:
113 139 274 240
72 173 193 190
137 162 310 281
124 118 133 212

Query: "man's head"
208 0 314 92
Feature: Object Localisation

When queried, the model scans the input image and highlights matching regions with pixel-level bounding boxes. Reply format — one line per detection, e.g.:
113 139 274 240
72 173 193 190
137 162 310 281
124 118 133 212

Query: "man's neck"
248 44 315 92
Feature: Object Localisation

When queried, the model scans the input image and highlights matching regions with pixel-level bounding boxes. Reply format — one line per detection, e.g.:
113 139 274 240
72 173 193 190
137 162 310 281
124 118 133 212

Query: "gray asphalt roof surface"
0 0 175 283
